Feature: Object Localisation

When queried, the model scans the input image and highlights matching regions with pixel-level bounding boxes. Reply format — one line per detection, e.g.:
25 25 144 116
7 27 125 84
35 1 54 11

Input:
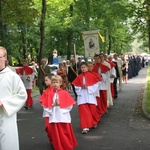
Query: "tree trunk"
0 0 6 47
39 0 46 65
103 29 107 53
66 32 72 60
66 3 73 60
145 0 150 53
148 2 150 53
148 19 150 53
107 34 111 55
20 27 26 59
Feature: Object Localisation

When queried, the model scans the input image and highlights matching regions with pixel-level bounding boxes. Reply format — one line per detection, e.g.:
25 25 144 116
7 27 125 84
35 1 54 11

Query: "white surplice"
75 82 99 106
43 93 73 123
109 67 116 83
0 67 27 150
19 69 34 90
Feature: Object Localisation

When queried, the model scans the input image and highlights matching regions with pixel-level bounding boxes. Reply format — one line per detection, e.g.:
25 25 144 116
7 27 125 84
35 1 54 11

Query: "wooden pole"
74 43 78 75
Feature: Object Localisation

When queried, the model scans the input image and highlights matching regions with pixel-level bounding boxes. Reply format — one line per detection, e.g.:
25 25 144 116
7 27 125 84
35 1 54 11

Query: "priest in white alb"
0 46 27 150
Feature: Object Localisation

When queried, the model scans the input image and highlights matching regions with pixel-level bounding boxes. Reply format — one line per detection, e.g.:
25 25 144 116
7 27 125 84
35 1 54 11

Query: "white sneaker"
82 128 89 134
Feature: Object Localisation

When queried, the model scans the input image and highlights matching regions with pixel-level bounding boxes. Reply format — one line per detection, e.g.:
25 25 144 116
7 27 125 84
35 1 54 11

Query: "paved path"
18 67 150 150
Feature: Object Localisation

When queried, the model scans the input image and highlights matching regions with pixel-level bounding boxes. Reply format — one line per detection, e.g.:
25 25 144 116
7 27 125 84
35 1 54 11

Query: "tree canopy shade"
130 0 150 53
0 0 38 63
0 0 149 65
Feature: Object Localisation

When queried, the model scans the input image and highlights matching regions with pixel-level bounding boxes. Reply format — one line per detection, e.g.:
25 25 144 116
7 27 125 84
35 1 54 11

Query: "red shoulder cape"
106 60 116 69
19 66 33 75
72 72 99 87
89 71 102 81
41 88 76 108
39 86 53 104
92 63 110 73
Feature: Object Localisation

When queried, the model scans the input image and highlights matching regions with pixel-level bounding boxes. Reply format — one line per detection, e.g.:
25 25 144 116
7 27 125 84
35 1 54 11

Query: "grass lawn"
32 85 39 92
146 66 150 113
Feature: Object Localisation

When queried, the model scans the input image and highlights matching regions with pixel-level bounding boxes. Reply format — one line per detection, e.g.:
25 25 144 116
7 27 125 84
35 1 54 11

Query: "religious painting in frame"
82 30 100 58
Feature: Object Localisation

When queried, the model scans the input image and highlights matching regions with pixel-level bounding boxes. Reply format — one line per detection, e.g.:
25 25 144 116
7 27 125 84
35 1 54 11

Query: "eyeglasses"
0 56 4 58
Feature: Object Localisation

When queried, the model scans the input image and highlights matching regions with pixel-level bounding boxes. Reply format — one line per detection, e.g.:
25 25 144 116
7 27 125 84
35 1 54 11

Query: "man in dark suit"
112 56 120 99
38 58 51 95
67 58 78 100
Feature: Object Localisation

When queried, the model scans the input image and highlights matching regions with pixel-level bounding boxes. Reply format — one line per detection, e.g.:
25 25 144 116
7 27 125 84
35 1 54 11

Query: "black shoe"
114 95 118 99
28 106 33 110
24 106 33 110
105 110 109 114
24 106 28 110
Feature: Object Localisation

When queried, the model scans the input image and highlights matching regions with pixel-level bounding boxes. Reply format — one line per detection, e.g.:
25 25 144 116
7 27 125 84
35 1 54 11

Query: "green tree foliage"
130 0 150 52
1 0 147 64
0 0 38 64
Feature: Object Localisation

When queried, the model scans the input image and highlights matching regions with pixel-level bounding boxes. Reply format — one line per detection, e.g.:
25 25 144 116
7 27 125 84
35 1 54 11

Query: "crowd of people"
37 53 147 149
0 44 147 150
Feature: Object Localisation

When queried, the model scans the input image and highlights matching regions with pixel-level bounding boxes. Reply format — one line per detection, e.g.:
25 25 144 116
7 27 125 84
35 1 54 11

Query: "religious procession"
31 52 148 150
0 31 149 150
0 1 150 149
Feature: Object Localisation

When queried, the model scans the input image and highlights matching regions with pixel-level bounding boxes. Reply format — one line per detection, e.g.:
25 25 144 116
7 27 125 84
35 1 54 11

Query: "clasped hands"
52 98 60 106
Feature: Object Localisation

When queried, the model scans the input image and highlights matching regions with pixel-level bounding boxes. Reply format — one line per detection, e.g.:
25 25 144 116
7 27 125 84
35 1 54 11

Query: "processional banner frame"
82 30 100 59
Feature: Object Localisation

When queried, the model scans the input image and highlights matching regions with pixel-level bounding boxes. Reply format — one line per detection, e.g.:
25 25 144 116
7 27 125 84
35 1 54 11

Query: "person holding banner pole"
74 43 78 74
67 58 78 100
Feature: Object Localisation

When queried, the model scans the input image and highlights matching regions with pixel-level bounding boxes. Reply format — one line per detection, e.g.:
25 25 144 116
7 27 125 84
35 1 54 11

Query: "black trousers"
71 84 77 100
113 78 118 98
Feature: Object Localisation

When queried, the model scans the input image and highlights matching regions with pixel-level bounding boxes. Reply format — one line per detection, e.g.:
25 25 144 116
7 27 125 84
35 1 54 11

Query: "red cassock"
92 63 110 114
40 88 77 150
99 90 107 114
110 83 115 99
106 60 116 99
19 66 34 107
72 72 100 129
89 71 103 116
40 87 53 144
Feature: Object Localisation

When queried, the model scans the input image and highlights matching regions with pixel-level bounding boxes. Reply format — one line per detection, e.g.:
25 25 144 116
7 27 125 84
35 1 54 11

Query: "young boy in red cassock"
19 59 34 109
39 74 54 145
92 54 110 114
72 62 100 134
87 61 103 116
41 75 77 150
